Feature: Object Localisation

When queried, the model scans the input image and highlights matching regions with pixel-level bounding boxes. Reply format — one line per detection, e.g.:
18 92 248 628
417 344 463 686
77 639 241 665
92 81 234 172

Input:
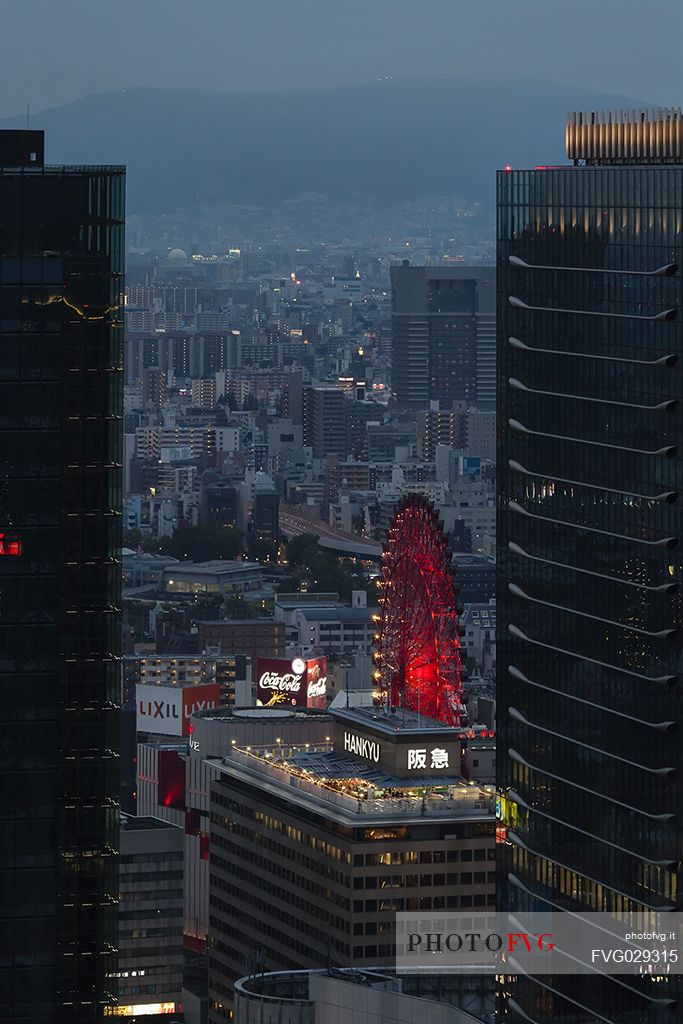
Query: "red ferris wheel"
373 495 464 726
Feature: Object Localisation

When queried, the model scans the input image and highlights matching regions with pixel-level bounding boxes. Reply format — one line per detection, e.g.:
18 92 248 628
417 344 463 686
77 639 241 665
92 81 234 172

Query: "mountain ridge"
0 79 649 213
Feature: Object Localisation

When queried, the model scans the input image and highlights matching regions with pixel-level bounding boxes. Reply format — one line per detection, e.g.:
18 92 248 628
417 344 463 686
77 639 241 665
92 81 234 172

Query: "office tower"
207 705 495 1021
0 131 124 1022
497 110 683 1021
390 265 495 409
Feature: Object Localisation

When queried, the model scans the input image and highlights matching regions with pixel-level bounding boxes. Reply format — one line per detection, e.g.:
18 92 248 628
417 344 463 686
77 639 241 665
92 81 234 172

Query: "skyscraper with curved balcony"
497 109 683 1023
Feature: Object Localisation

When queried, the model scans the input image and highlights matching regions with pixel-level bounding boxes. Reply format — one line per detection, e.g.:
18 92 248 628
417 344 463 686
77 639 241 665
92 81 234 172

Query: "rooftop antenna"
26 104 30 129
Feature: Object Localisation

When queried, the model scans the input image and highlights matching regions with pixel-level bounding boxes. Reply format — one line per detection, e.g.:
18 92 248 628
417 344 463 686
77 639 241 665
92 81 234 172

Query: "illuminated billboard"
136 682 221 737
256 656 328 709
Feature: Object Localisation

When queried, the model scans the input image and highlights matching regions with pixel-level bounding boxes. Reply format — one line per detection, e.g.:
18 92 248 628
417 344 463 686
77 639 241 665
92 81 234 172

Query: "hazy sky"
2 0 680 117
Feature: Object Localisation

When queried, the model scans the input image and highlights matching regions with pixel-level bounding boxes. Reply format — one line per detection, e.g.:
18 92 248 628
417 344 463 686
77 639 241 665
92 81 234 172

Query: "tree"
286 533 320 567
122 528 143 550
155 525 244 562
223 594 256 620
275 574 300 593
248 538 278 564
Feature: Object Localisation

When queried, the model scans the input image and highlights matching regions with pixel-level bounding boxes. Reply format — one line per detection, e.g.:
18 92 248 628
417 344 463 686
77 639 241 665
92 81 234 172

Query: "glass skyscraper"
0 131 124 1022
497 110 683 1021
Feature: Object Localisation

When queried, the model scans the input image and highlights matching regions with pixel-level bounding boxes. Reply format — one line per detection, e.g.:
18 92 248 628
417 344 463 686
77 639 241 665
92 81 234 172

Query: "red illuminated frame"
374 496 463 727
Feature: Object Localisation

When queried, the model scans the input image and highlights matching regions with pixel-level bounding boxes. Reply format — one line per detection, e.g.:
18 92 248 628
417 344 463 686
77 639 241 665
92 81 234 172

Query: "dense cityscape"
2 3 683 1024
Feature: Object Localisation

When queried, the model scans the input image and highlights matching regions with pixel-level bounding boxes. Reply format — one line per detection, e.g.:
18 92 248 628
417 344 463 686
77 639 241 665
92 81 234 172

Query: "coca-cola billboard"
305 656 328 709
256 657 328 709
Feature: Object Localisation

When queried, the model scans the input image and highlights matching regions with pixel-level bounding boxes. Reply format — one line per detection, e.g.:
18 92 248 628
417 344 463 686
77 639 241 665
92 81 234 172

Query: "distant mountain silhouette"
0 79 648 213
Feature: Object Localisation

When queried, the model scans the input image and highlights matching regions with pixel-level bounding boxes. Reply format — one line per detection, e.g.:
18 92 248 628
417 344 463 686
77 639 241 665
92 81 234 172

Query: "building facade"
497 110 683 1021
207 706 495 1021
233 969 491 1024
0 131 124 1022
303 385 349 458
134 707 336 961
196 618 286 660
390 265 495 409
117 816 184 1017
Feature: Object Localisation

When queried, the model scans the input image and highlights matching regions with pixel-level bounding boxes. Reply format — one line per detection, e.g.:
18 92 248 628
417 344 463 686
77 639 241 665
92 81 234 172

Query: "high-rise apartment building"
303 385 348 457
497 110 683 1021
391 265 495 409
0 131 124 1021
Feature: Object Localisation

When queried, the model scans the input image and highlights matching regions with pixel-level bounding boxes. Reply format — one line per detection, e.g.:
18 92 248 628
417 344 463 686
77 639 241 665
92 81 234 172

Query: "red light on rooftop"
504 164 512 172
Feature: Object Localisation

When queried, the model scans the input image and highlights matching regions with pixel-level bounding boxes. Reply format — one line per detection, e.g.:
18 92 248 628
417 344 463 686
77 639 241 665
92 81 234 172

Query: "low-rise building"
161 560 264 596
294 605 378 656
233 969 492 1024
197 618 286 660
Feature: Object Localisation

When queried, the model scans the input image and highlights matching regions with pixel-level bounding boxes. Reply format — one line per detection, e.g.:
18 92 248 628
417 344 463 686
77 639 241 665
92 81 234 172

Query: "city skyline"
1 3 680 1021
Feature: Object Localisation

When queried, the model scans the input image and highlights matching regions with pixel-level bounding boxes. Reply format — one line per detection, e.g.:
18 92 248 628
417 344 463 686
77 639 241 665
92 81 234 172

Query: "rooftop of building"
123 551 181 564
297 605 377 623
120 813 181 832
197 618 280 627
163 560 262 575
467 739 496 750
234 968 490 1021
452 553 495 566
460 603 497 626
331 704 455 737
214 742 495 823
134 740 188 752
285 748 465 788
195 705 334 724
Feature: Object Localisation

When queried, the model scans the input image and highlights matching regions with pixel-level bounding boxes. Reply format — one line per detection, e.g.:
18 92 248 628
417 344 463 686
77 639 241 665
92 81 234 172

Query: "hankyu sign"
332 714 461 778
256 657 328 709
136 682 220 737
407 747 450 771
344 730 380 762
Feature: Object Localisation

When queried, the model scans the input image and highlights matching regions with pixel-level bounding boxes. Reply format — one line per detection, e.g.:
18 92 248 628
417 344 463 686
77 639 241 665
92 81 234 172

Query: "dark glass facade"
497 165 683 1021
0 135 124 1021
